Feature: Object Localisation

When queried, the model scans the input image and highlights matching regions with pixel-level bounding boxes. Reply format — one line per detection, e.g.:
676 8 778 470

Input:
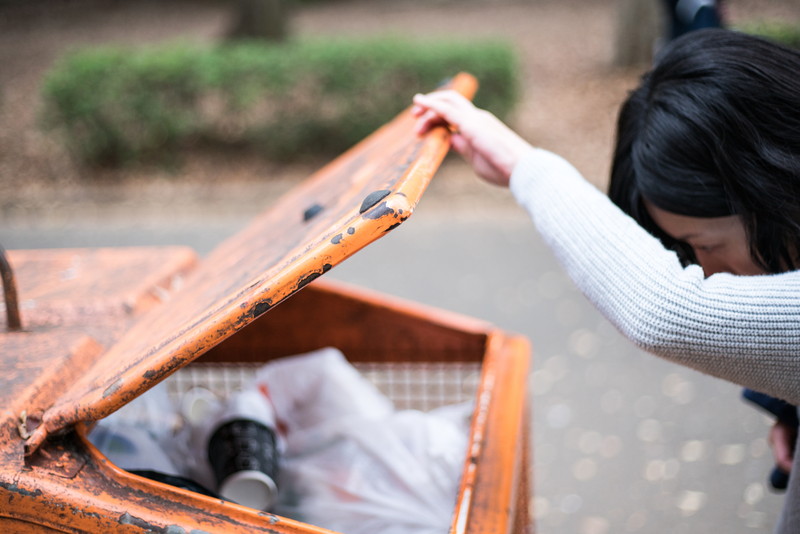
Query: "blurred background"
2 1 800 533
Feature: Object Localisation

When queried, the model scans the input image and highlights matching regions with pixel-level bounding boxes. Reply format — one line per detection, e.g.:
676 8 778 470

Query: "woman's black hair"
609 28 800 272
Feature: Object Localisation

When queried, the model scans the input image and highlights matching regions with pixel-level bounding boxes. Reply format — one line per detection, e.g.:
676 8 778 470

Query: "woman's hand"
412 90 532 188
769 419 797 475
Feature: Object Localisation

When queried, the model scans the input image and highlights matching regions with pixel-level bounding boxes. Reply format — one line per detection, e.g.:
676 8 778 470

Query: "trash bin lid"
26 73 477 452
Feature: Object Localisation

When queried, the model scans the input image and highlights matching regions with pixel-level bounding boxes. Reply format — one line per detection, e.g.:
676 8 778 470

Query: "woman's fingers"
450 133 470 156
769 421 797 473
415 91 474 122
413 108 448 135
412 91 476 135
411 89 532 188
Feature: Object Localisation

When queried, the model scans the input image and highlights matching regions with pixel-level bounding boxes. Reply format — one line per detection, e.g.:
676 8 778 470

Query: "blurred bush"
737 20 800 49
41 38 518 167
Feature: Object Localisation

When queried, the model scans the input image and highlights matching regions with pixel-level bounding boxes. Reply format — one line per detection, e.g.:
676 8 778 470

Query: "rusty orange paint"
2 247 197 334
1 73 533 533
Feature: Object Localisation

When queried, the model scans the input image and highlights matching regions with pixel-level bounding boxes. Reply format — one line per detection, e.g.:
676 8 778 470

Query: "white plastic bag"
255 347 394 457
88 380 182 475
257 347 471 534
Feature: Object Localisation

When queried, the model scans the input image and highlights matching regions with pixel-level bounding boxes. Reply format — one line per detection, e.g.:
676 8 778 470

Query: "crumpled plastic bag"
88 380 182 474
257 347 472 534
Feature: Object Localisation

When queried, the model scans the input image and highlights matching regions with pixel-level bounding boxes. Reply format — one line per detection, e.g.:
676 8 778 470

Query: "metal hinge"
0 245 22 331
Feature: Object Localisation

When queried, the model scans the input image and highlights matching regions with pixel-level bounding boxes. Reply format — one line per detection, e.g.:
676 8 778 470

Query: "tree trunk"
613 0 665 68
229 0 290 42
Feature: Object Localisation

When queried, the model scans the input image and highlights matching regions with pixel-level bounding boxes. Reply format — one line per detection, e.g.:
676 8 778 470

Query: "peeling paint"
302 203 324 222
76 509 101 519
296 264 330 290
258 512 280 525
331 234 343 245
297 272 322 290
102 379 122 399
359 189 391 214
251 300 272 319
118 512 188 533
117 513 138 526
0 481 43 498
347 227 355 235
362 201 394 220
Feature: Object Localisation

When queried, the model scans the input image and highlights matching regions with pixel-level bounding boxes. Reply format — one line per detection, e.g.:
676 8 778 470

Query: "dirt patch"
1 0 798 224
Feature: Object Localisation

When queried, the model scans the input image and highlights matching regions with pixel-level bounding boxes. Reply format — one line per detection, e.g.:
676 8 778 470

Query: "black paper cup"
208 418 279 510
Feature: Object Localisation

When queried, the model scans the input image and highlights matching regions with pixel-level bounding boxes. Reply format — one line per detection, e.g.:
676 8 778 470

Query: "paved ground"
3 1 800 533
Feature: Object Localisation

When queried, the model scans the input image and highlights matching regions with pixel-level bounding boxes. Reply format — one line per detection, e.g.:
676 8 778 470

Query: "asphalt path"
0 198 786 534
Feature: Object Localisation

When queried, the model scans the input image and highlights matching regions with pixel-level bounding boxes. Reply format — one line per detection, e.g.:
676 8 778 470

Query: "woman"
412 28 800 532
608 28 800 492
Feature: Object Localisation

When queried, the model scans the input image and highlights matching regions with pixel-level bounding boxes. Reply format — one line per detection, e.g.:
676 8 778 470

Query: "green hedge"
737 20 800 49
41 38 519 167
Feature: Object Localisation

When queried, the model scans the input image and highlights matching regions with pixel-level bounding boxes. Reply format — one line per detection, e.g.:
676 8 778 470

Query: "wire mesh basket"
164 361 483 412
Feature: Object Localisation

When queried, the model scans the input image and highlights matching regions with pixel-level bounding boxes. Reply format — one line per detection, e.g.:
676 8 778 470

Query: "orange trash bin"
0 73 533 534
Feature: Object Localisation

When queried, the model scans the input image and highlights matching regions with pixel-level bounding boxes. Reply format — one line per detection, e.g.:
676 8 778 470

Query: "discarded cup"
207 388 281 511
180 386 220 426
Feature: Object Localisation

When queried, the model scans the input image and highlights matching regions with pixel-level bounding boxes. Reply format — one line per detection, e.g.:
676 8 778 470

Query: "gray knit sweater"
509 148 800 533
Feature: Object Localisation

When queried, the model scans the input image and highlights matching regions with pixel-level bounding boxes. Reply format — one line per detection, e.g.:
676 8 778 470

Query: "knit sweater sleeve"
509 148 800 404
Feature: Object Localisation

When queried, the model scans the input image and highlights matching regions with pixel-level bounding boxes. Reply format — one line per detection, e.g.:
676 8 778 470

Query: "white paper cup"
218 469 278 511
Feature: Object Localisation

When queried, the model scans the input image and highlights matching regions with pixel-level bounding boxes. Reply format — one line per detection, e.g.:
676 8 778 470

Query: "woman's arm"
414 90 800 404
512 148 800 404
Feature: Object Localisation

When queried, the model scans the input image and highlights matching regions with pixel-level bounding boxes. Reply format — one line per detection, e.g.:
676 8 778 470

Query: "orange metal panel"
29 73 478 449
200 277 494 364
2 247 197 332
0 331 104 464
0 246 199 451
452 333 531 534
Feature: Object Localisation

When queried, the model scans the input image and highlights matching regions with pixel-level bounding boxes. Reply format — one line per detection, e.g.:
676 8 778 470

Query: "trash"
91 346 471 532
180 386 220 426
205 388 282 511
89 423 180 476
88 381 220 497
88 380 181 473
274 405 471 534
252 347 395 457
170 383 284 511
92 380 181 444
255 347 471 534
